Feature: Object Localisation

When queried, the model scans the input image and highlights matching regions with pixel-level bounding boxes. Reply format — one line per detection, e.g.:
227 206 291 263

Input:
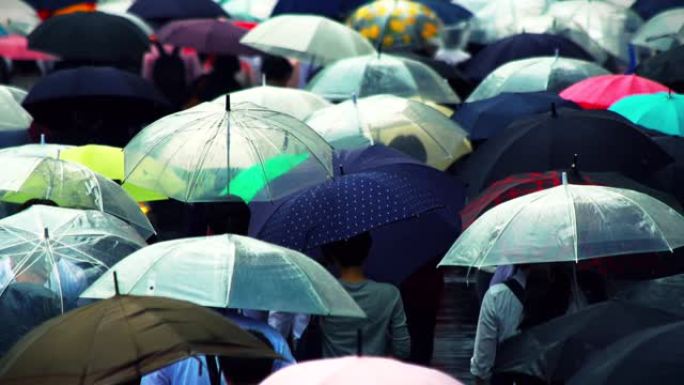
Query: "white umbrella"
1 0 39 36
0 88 31 131
467 0 551 44
632 8 684 52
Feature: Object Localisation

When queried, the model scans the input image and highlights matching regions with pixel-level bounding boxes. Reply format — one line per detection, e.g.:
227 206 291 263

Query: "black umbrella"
27 12 149 69
636 45 684 93
567 320 684 385
128 0 228 24
631 0 683 20
495 301 681 384
456 108 672 197
653 135 684 205
616 273 684 316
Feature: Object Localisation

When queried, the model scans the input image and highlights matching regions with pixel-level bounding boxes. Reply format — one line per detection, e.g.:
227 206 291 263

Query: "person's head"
214 55 241 76
261 55 293 87
203 198 251 236
19 199 58 212
218 331 275 385
387 135 427 163
519 262 573 330
321 232 373 268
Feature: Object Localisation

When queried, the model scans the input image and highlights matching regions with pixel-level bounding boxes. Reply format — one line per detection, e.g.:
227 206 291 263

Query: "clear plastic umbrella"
547 0 644 63
0 144 72 158
0 87 31 131
0 154 155 239
467 0 551 44
214 85 331 121
306 94 471 170
466 56 609 102
0 85 28 104
240 14 376 64
216 0 277 22
632 8 684 52
306 54 460 104
439 181 684 268
2 0 39 36
124 100 334 203
81 234 366 318
0 205 146 311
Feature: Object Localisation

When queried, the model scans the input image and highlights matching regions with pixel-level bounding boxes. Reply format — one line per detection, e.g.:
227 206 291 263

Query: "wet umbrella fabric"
1 0 39 36
0 35 56 61
27 12 149 66
609 92 684 136
128 0 228 22
81 234 366 318
412 0 472 25
270 0 366 19
495 301 681 383
653 135 684 207
157 18 258 56
631 8 684 52
617 273 684 315
560 74 670 110
456 108 672 197
467 0 550 44
631 0 684 20
453 91 580 141
0 295 278 385
466 56 609 103
216 86 331 121
0 87 32 131
637 45 684 93
463 33 594 83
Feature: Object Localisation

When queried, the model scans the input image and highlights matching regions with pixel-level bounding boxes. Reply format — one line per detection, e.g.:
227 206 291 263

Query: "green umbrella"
609 92 684 137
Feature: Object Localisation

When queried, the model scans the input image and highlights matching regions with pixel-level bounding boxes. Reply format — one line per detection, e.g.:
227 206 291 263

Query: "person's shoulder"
365 280 401 297
485 282 517 300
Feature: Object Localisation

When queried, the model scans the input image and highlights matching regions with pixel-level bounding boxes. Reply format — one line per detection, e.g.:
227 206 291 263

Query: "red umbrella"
156 18 259 55
560 74 670 110
0 35 56 61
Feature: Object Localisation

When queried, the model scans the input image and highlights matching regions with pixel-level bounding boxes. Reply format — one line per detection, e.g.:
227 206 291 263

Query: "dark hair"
218 331 275 385
388 135 427 163
321 232 373 267
19 199 58 211
261 55 293 83
519 263 572 330
215 55 241 75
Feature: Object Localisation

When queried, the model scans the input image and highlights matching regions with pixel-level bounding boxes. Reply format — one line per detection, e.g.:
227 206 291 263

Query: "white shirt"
470 269 527 380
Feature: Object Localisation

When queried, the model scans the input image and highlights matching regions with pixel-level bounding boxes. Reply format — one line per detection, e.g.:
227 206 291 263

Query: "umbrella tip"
261 73 266 87
113 271 120 296
40 134 45 145
43 227 49 239
352 92 358 105
225 94 231 112
356 328 363 356
562 171 568 185
339 165 345 175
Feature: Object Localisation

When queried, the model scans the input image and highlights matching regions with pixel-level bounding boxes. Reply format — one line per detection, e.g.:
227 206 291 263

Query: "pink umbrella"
0 35 56 61
559 74 670 110
259 356 463 385
156 18 259 56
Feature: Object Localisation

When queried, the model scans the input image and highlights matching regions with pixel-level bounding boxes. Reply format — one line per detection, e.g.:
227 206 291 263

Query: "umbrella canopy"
124 100 334 203
0 143 72 159
637 44 684 93
0 35 56 61
23 0 93 12
307 54 460 104
1 0 40 36
412 0 472 26
0 155 155 239
439 183 684 268
305 94 471 170
653 135 684 206
456 108 672 197
261 356 463 385
466 56 609 103
215 85 331 121
467 0 551 44
0 205 146 310
617 273 684 315
217 0 277 22
453 91 580 141
157 18 258 55
347 0 444 52
81 234 365 317
631 0 684 20
609 92 684 136
632 8 684 52
547 0 643 62
27 11 149 67
567 320 684 385
1 85 27 104
128 0 228 23
0 87 32 131
270 0 366 20
464 33 594 83
240 15 376 65
560 74 670 110
495 301 681 384
0 294 277 385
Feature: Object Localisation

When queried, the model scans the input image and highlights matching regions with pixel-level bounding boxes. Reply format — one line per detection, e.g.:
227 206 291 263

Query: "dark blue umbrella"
23 0 90 11
463 33 595 83
413 0 472 25
128 0 228 23
271 0 367 20
453 92 581 141
631 0 683 20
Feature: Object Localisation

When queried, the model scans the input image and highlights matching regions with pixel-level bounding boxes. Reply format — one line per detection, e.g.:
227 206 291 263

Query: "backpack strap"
153 40 167 57
502 278 525 305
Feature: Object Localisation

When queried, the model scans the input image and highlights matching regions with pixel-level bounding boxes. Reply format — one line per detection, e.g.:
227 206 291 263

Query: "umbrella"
453 91 580 141
560 74 670 110
214 85 331 121
653 135 684 205
547 0 643 62
1 85 27 104
609 92 684 136
306 54 460 104
1 0 39 36
81 234 366 318
97 5 153 35
124 100 334 203
631 0 684 20
0 35 56 61
617 273 684 314
27 11 149 67
305 94 471 170
0 144 72 159
0 205 146 310
412 0 472 26
23 0 94 12
0 294 277 385
157 18 258 56
455 108 672 197
240 15 376 65
216 0 277 22
632 8 684 52
466 56 609 103
467 0 551 44
128 0 228 23
495 301 681 384
637 44 684 93
0 155 155 239
567 320 684 385
261 356 463 385
347 0 444 52
463 33 594 83
270 0 366 20
0 87 32 131
439 182 684 268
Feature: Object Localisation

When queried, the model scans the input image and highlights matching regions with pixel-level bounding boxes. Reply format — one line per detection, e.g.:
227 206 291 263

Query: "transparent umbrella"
307 54 460 104
2 0 39 36
0 205 146 311
468 0 551 44
81 234 366 318
0 154 155 239
466 56 609 102
124 100 334 203
0 85 28 104
632 8 684 52
0 144 72 159
439 180 684 268
0 87 31 131
215 85 331 121
305 94 471 170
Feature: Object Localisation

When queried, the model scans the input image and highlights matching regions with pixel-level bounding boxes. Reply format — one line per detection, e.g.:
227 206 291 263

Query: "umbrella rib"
564 183 579 263
237 122 275 201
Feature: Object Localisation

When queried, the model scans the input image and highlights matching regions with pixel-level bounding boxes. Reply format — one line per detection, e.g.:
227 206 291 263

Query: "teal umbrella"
609 92 684 137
